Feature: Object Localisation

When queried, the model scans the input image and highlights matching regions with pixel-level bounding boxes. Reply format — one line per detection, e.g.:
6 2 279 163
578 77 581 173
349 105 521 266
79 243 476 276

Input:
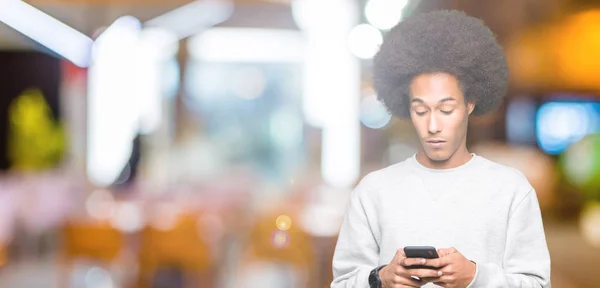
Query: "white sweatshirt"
331 154 551 288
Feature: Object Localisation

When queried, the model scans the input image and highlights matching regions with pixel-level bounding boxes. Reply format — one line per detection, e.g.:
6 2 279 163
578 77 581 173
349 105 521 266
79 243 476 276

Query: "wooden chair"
136 212 215 288
239 208 317 288
59 220 125 287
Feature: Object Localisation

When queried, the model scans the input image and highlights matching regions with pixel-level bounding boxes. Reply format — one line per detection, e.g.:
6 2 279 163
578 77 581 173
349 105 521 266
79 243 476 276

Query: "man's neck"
416 147 473 170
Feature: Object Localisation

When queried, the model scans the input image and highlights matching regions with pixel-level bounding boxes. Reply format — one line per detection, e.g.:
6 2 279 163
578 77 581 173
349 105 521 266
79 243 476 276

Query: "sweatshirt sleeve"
331 176 380 288
467 189 551 288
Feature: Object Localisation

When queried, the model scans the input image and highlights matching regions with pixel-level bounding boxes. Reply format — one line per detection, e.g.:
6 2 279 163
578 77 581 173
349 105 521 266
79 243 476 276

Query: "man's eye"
441 110 454 115
415 111 427 116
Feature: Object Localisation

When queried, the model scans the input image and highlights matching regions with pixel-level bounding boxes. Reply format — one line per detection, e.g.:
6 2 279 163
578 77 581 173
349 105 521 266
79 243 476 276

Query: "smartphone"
403 246 439 269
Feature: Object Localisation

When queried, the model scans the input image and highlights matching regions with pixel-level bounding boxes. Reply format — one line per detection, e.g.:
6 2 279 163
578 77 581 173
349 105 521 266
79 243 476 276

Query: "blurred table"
545 220 600 288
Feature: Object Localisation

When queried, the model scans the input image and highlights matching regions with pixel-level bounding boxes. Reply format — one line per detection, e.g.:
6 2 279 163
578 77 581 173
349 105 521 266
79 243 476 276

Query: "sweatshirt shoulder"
477 156 529 180
475 156 534 195
353 157 415 195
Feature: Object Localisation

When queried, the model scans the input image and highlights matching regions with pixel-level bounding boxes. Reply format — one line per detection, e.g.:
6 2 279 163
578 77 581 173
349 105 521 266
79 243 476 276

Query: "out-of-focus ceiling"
0 2 187 49
412 0 567 43
0 0 295 50
0 0 592 50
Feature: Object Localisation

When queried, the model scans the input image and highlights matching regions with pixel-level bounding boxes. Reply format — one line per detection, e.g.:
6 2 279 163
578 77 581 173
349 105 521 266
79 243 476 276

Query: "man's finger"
420 276 442 284
400 257 427 267
403 283 423 287
390 267 426 287
423 255 451 268
434 274 458 284
398 284 421 288
398 276 423 287
406 268 443 279
439 264 455 274
395 248 407 259
437 247 458 256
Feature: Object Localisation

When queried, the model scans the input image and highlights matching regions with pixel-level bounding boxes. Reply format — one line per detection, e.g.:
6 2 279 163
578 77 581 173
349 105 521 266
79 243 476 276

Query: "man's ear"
467 102 475 115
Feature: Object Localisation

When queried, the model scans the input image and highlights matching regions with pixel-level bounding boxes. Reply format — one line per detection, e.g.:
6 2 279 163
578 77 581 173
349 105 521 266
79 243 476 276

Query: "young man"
331 10 551 288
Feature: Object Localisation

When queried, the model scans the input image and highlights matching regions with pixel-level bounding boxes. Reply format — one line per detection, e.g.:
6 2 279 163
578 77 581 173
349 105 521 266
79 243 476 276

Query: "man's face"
409 73 474 162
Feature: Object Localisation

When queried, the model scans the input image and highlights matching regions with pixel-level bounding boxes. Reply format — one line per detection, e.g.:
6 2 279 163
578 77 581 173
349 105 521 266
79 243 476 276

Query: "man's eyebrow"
438 97 457 103
410 97 457 104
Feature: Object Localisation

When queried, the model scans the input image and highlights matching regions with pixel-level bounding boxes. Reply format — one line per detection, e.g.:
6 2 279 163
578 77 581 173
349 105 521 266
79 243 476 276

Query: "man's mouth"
425 139 446 148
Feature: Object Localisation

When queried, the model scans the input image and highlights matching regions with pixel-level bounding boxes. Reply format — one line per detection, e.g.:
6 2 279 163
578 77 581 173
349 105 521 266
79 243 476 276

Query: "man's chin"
424 150 450 162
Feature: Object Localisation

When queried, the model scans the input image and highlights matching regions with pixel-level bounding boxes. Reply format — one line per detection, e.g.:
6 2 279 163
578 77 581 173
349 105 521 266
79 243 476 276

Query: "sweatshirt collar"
410 153 479 174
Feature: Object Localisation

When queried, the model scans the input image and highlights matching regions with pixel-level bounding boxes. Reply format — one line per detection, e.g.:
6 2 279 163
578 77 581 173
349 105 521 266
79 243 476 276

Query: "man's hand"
379 248 443 287
422 247 476 288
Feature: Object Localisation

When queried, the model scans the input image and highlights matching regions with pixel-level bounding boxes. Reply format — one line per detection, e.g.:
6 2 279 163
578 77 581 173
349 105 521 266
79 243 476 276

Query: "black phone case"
404 246 439 269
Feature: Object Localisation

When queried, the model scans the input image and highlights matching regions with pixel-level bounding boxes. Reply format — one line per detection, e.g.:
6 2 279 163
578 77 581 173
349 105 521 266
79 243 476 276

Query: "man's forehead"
409 73 465 104
410 96 459 105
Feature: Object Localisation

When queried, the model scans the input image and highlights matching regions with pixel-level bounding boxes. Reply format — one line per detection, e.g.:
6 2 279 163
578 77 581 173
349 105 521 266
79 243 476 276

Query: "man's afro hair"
372 10 509 118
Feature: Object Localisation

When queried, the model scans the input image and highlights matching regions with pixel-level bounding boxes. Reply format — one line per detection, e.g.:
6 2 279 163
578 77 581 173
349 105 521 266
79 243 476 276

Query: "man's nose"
428 113 441 134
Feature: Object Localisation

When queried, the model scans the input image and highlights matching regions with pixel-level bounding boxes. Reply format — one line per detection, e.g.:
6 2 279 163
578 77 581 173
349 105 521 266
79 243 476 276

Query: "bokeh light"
232 67 267 100
360 94 392 129
109 202 144 233
536 102 600 155
84 267 115 288
561 134 600 194
300 202 344 237
85 189 116 220
269 109 303 149
275 215 292 231
270 230 290 249
4 1 600 287
364 0 408 30
150 202 181 231
348 24 382 59
580 202 600 248
506 98 537 144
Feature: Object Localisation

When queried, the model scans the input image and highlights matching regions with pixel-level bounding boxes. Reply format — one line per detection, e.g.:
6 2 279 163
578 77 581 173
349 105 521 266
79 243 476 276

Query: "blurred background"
0 0 599 287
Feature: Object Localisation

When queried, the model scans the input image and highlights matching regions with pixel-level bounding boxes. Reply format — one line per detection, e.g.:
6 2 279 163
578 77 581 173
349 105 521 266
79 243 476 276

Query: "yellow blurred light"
554 10 600 90
580 202 600 248
506 9 600 91
505 28 555 89
8 88 65 171
276 215 292 231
